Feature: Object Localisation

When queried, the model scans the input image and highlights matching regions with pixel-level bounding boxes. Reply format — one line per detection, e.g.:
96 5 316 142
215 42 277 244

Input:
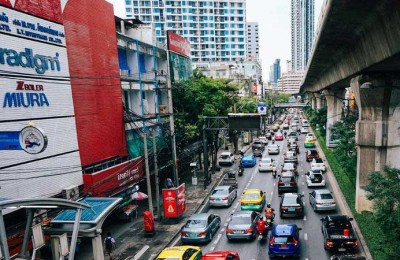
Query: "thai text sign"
163 183 186 218
167 31 190 57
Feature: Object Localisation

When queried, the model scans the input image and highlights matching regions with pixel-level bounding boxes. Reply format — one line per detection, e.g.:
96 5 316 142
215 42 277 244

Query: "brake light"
209 198 214 201
226 228 233 234
181 232 188 237
269 236 274 246
296 207 302 212
245 228 253 233
316 202 321 205
222 196 228 200
326 240 333 247
354 240 359 248
281 207 288 211
293 237 298 246
198 231 207 237
290 180 297 185
278 181 284 185
331 202 336 205
241 201 245 205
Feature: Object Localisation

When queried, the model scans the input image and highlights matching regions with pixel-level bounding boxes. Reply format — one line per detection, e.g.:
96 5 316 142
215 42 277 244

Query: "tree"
365 166 400 252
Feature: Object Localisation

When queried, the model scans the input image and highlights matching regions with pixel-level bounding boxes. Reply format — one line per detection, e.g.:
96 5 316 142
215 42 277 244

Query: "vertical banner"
162 188 178 218
177 183 186 215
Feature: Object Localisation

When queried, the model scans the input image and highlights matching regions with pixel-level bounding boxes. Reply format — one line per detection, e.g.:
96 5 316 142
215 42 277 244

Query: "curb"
309 125 372 260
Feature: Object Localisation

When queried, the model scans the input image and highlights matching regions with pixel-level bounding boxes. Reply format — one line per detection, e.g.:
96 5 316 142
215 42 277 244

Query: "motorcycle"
266 216 274 229
265 209 275 223
258 229 267 243
272 167 277 178
238 167 244 177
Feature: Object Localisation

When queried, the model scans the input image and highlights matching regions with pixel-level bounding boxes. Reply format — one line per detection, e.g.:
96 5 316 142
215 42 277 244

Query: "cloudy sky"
106 0 324 80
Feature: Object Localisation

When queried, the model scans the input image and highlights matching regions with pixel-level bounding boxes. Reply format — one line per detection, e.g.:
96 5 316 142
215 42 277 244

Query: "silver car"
268 144 280 155
226 211 260 241
309 189 337 211
259 157 275 172
181 213 221 243
209 186 237 207
218 151 235 166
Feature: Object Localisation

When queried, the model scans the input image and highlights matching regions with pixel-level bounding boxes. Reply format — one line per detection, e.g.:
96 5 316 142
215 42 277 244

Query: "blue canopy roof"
52 197 121 224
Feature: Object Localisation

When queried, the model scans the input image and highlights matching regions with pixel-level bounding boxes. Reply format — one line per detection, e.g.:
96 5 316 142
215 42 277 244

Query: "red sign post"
162 183 186 218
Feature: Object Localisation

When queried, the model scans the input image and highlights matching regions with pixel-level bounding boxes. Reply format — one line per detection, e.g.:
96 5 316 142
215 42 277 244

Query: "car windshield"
185 219 206 228
283 164 295 170
320 193 333 200
274 236 295 244
243 193 259 200
283 196 299 205
231 215 251 224
212 189 228 195
220 154 230 159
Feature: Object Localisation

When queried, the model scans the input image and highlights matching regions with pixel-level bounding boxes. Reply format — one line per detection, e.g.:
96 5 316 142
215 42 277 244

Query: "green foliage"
236 98 258 113
172 73 238 147
366 167 400 243
304 106 327 136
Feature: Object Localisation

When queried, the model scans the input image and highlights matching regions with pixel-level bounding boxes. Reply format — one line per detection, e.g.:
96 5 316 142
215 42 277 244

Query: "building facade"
278 71 304 94
124 0 247 63
246 22 259 60
269 59 281 87
291 0 314 71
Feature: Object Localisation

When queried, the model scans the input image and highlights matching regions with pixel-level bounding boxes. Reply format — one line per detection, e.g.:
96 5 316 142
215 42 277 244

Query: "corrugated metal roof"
52 197 121 224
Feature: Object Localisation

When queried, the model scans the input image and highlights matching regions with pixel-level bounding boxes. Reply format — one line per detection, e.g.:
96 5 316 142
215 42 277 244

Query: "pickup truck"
221 169 238 189
321 215 358 253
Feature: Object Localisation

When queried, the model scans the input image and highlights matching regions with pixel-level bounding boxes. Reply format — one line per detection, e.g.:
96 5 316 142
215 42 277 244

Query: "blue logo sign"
0 132 22 150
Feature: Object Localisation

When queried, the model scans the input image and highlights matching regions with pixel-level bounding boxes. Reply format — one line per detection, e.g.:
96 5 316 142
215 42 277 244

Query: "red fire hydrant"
143 210 155 237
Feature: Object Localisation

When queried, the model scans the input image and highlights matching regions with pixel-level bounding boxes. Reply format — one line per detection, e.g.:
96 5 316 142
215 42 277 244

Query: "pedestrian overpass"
273 103 307 108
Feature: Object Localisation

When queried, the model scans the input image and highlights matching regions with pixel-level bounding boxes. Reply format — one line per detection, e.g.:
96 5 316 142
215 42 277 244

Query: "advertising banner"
162 183 186 218
162 188 178 218
169 52 192 82
167 31 191 57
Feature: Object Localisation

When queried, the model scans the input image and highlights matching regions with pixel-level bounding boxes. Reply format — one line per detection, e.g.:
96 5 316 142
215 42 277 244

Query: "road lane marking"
210 246 215 251
304 233 308 240
213 234 222 244
303 216 307 221
132 245 149 260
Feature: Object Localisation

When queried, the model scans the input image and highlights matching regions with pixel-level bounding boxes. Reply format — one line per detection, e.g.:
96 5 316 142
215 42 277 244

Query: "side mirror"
309 192 312 195
298 227 302 231
349 218 354 221
320 218 324 221
300 194 304 197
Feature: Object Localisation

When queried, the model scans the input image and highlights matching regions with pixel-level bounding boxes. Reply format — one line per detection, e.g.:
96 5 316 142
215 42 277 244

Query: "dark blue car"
241 154 256 167
268 224 302 258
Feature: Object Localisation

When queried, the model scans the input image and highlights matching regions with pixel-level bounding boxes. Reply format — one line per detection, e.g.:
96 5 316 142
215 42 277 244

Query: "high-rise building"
269 59 281 87
124 0 247 63
291 0 314 71
246 22 259 60
279 71 305 94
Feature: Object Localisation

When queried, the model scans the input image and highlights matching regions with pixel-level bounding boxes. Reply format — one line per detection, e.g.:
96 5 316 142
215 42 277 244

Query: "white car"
302 120 309 127
267 144 280 155
218 151 235 166
301 126 308 134
306 133 316 141
259 157 275 172
258 136 268 145
305 170 326 187
311 158 326 172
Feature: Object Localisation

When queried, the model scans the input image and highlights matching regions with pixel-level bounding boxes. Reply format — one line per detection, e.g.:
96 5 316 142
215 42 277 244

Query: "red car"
202 251 240 260
275 133 284 141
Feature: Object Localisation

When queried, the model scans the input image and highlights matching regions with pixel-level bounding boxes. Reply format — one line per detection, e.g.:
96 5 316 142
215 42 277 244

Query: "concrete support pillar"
324 89 345 147
351 75 400 212
92 235 105 260
315 94 322 110
310 94 317 110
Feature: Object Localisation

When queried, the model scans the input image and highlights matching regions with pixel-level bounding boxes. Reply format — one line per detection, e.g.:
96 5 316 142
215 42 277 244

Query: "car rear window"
243 193 259 200
220 155 230 159
185 219 206 228
274 236 295 244
261 158 272 163
231 215 251 224
212 189 228 195
283 196 299 205
315 158 323 163
320 193 333 200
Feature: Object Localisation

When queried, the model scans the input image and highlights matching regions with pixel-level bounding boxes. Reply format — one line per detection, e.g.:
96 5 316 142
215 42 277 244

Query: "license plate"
338 248 346 252
189 233 197 237
288 207 295 212
216 198 221 201
234 230 244 234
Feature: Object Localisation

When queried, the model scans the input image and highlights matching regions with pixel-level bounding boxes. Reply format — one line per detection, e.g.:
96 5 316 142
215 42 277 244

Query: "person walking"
104 232 116 259
166 177 174 188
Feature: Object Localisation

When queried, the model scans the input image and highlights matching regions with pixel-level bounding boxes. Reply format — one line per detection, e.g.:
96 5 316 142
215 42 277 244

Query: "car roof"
243 189 261 194
269 144 278 147
273 224 296 236
221 151 231 155
314 158 323 163
281 171 294 177
215 186 231 190
202 250 239 258
158 246 200 257
189 213 211 220
261 157 272 161
283 193 298 198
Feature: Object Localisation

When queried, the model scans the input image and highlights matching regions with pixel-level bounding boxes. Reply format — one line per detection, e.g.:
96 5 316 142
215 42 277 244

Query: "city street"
173 123 365 259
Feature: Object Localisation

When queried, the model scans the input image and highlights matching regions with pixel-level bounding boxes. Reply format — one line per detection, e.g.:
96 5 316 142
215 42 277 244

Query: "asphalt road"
174 125 365 259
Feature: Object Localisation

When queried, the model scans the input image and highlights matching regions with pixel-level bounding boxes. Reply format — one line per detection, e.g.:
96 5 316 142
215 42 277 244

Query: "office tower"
125 0 247 63
246 22 259 60
291 0 314 71
269 59 281 87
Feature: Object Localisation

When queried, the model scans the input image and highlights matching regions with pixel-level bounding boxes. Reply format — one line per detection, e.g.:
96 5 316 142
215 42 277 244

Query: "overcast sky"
106 0 324 80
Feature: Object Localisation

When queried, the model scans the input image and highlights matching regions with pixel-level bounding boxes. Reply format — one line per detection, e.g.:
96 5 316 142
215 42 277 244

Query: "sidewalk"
77 141 252 260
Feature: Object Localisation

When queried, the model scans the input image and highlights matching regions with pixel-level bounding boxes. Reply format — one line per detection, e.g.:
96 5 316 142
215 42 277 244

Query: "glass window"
126 0 132 5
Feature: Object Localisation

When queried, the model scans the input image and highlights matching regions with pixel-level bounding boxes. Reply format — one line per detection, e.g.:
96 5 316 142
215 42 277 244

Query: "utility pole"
143 132 153 215
166 50 179 187
152 131 160 220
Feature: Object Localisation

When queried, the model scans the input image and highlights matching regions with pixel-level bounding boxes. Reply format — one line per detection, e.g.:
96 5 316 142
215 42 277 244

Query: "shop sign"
162 183 186 218
167 31 190 57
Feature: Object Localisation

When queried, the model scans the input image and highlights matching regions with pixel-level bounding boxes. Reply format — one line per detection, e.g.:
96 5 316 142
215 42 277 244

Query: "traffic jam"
156 109 365 260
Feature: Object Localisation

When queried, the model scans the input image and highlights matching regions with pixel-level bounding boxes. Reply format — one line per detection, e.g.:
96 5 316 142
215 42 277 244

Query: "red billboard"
82 158 144 197
162 183 186 218
167 31 191 57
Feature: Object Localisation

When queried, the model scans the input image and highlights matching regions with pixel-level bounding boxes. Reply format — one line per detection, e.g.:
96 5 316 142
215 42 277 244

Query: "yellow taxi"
271 123 280 131
156 246 202 260
240 189 265 212
304 137 316 148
